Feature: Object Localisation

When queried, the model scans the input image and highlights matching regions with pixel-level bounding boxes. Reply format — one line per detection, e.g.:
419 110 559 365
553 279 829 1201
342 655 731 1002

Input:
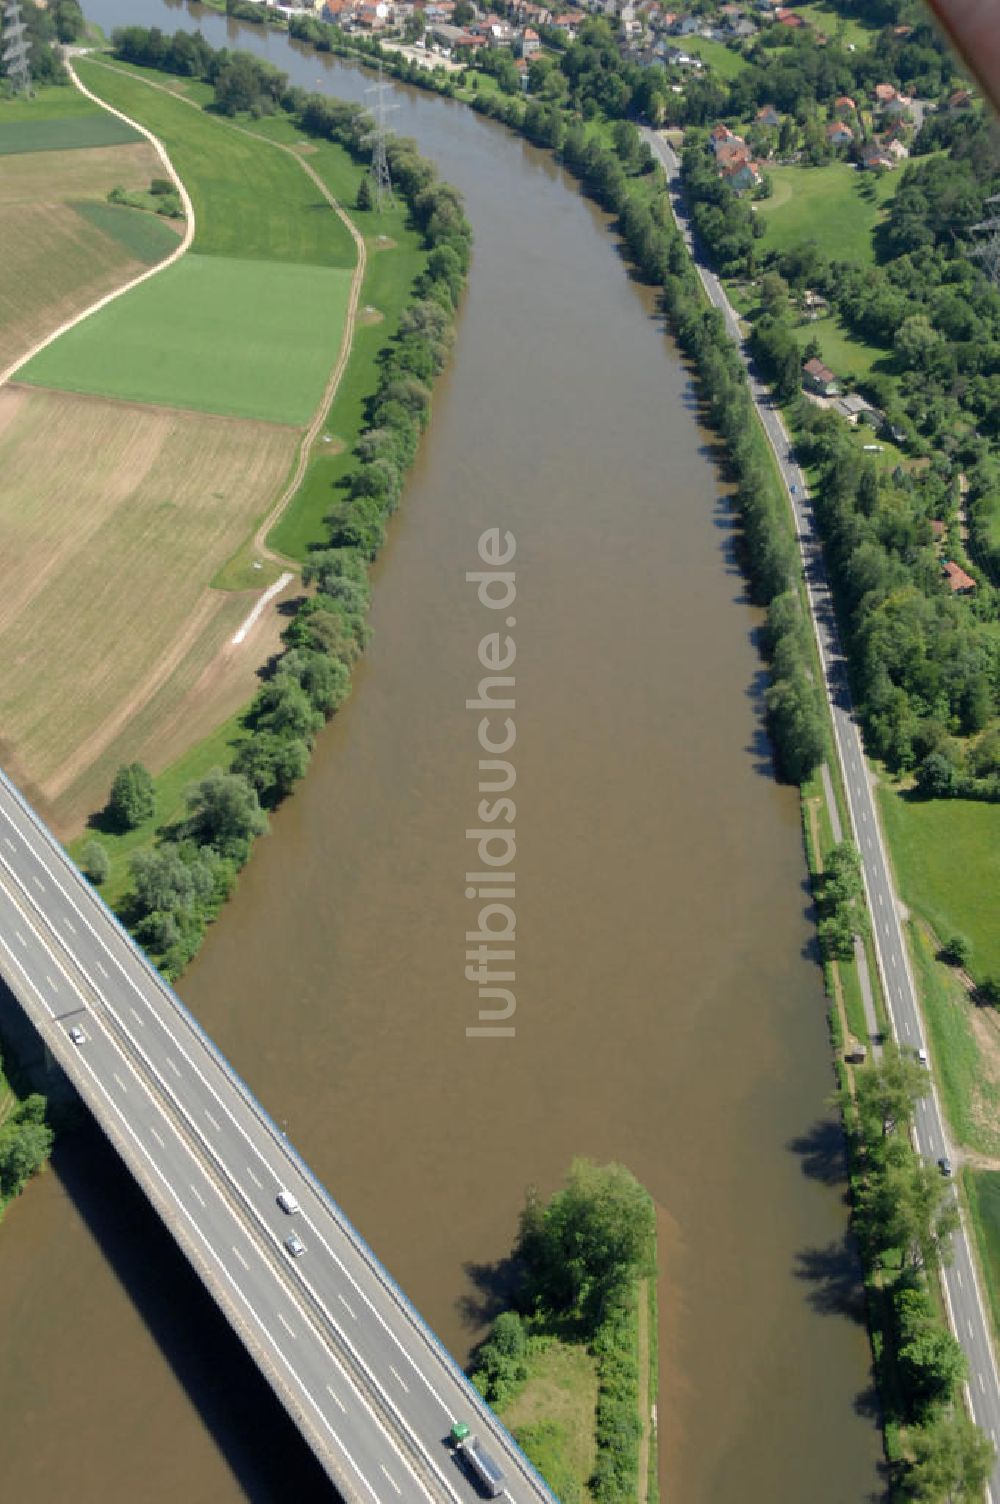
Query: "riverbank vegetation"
471 1160 658 1504
67 30 469 978
0 1050 53 1217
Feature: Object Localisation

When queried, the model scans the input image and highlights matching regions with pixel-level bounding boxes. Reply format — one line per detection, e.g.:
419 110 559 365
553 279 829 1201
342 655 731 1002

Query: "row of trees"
850 1050 995 1498
473 1160 656 1504
101 29 470 977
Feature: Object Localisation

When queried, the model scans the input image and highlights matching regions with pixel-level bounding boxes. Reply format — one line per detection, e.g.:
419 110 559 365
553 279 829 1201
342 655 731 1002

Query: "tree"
0 1120 53 1197
452 0 474 23
895 315 943 373
940 933 971 969
356 173 373 212
903 1407 995 1501
81 840 110 886
518 1159 656 1330
107 763 155 831
184 769 267 861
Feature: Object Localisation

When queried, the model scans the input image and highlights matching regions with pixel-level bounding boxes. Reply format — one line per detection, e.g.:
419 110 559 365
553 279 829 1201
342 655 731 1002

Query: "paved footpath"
643 128 1000 1497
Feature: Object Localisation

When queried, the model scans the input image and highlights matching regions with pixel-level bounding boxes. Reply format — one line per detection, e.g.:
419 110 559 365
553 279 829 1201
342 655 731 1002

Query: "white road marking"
45 974 57 990
190 1184 206 1208
166 1057 181 1077
247 1166 263 1189
957 1269 965 1289
278 1312 296 1339
326 1383 347 1414
32 875 44 891
150 1126 165 1148
130 1007 144 1025
15 930 25 946
390 1365 410 1393
3 837 14 851
232 1246 250 1271
64 918 76 934
112 1072 127 1093
96 961 108 978
980 1373 986 1393
380 1465 402 1496
339 1295 357 1320
205 1109 221 1131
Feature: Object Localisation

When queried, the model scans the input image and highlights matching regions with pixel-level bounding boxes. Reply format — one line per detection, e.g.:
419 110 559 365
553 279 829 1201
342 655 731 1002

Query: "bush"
940 933 972 969
107 762 155 831
81 840 110 886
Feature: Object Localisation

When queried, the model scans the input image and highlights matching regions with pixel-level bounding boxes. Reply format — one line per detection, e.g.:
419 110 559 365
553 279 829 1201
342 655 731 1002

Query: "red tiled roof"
943 560 976 592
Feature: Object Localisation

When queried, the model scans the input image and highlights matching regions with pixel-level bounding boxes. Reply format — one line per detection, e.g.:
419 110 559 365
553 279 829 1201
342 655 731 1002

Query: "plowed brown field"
0 387 299 832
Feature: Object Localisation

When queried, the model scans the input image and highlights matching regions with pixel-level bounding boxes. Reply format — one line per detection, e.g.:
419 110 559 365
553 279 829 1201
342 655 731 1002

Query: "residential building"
755 104 780 127
942 560 976 594
826 121 853 146
802 357 841 397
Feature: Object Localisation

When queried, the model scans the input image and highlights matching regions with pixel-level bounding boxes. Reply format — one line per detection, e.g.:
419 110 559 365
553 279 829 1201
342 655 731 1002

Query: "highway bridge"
0 765 553 1504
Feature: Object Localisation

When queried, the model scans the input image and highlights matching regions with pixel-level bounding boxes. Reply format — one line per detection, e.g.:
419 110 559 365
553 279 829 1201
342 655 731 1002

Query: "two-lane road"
645 129 1000 1496
0 765 554 1504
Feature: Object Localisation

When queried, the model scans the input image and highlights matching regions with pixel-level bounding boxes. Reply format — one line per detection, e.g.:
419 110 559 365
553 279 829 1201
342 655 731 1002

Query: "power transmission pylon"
969 196 1000 287
2 0 33 98
364 63 397 213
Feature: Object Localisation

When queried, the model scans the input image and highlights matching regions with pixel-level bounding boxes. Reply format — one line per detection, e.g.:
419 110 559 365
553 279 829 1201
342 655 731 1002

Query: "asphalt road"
0 768 553 1504
645 129 1000 1499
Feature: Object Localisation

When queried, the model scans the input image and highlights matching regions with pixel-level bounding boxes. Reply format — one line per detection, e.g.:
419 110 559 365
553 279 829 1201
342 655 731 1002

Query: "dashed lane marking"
325 1384 346 1414
205 1109 221 1131
190 1185 206 1208
232 1246 250 1271
247 1166 263 1189
167 1057 181 1077
278 1312 296 1339
380 1466 402 1496
112 1072 127 1093
150 1126 165 1148
339 1295 357 1320
390 1365 409 1393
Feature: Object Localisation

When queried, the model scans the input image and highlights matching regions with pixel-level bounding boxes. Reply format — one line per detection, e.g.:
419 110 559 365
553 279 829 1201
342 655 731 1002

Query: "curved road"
0 767 553 1504
643 129 1000 1497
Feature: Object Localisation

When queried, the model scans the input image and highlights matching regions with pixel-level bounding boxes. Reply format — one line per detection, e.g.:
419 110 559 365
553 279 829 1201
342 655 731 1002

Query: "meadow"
878 784 1000 979
75 58 357 269
20 252 353 426
0 387 298 831
756 161 899 264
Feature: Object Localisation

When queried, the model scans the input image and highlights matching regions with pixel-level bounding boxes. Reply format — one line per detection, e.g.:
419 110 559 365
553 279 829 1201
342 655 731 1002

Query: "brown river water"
0 4 884 1499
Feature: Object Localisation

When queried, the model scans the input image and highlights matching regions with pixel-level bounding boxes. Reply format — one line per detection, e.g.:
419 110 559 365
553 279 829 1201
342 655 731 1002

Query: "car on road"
917 1047 929 1066
939 1156 953 1177
276 1189 300 1215
284 1232 306 1258
790 484 798 495
67 1025 86 1045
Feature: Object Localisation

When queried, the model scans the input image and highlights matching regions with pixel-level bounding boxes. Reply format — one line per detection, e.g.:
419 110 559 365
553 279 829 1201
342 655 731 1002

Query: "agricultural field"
0 138 177 375
0 387 299 833
756 161 900 264
75 58 357 268
20 253 353 425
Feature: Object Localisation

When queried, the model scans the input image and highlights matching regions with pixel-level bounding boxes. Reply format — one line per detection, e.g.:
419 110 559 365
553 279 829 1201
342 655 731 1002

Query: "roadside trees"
107 762 155 831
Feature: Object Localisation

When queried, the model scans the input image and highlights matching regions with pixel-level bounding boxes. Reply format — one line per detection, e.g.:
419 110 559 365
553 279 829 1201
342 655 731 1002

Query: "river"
0 5 883 1500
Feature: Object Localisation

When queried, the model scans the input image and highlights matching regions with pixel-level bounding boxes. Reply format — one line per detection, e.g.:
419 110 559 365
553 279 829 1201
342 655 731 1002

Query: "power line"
2 0 33 98
969 195 1000 286
364 62 397 213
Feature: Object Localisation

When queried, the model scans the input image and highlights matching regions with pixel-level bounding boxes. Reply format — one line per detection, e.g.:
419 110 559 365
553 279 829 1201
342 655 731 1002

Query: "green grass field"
0 113 140 154
76 58 357 269
757 162 899 264
791 0 880 48
260 129 427 558
879 785 1000 979
70 199 181 264
964 1170 1000 1346
21 252 352 425
0 82 106 121
791 310 887 383
683 37 748 80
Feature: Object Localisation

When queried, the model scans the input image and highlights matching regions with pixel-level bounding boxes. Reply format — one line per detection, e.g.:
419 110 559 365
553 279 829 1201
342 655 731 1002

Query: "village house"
665 44 702 66
519 25 540 54
834 94 856 114
930 519 946 544
947 87 973 111
775 7 805 27
728 15 756 37
826 121 853 147
755 104 781 127
802 288 829 319
722 158 761 192
833 393 878 426
874 82 898 104
942 560 976 594
802 357 841 397
883 93 912 119
886 137 909 162
860 140 895 172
